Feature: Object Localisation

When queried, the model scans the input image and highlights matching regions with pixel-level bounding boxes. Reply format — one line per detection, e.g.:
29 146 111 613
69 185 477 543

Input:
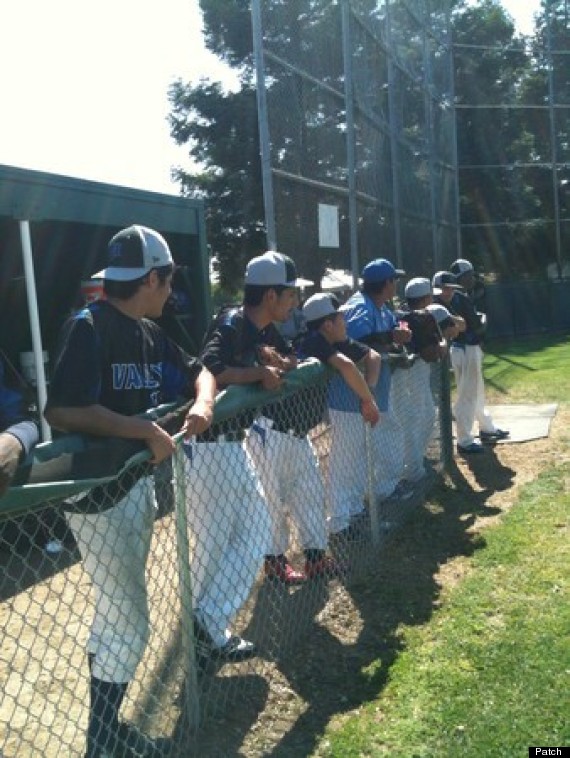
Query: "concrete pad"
480 403 558 443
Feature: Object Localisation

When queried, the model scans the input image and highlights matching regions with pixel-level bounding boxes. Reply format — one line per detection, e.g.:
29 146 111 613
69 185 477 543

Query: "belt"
271 425 306 438
196 428 245 443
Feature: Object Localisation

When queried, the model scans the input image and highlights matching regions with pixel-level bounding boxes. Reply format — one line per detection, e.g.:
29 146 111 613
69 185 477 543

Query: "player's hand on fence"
260 365 284 391
144 422 177 465
393 325 412 344
182 399 215 439
258 345 296 371
360 398 381 427
0 432 23 497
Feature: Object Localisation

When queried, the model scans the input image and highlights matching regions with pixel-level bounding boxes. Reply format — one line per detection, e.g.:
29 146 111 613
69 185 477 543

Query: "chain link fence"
252 0 458 284
454 2 570 279
1 358 450 757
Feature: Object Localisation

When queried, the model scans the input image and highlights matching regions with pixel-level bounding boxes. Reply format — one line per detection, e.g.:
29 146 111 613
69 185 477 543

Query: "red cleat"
264 555 306 585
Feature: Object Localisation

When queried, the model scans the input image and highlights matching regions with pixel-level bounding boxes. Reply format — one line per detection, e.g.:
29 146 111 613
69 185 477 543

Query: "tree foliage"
169 0 570 285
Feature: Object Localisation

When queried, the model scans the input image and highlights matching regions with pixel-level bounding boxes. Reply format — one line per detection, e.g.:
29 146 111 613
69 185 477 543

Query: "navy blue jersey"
200 307 292 376
445 291 485 346
298 331 369 414
299 331 368 366
200 307 323 435
47 301 202 415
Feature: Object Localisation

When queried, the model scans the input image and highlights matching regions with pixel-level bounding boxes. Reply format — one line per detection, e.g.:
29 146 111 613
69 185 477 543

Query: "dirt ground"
185 406 570 757
1 408 567 757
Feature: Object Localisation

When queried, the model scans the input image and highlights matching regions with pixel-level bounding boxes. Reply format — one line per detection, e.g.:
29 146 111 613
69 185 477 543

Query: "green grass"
313 333 570 758
483 333 570 403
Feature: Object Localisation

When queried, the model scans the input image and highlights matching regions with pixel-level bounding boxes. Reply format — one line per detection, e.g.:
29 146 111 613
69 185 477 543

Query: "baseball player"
434 261 509 454
395 278 445 482
240 253 344 582
45 225 216 758
297 293 380 548
341 259 412 500
183 279 289 666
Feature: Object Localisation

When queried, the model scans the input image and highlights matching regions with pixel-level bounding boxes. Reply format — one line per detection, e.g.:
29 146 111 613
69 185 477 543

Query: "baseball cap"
450 258 474 275
362 258 405 284
245 251 302 287
432 270 462 295
93 225 173 281
404 277 432 299
426 303 454 326
302 293 340 323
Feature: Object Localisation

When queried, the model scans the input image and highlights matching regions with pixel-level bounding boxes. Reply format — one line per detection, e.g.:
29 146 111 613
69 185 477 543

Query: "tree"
452 0 536 277
518 0 570 267
169 77 266 290
169 0 348 289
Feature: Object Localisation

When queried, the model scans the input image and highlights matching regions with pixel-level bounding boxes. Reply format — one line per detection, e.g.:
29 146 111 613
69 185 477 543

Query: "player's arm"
362 348 381 390
45 404 176 464
181 366 216 438
392 324 413 344
0 421 39 497
215 364 284 391
327 353 380 426
452 315 466 333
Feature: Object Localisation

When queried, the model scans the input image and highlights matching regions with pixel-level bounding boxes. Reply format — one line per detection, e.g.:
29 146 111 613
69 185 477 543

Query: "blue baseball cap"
362 258 405 284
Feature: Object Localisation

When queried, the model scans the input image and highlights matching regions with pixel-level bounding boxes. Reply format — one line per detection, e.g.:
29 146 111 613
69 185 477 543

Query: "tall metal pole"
251 0 277 250
19 220 51 442
546 0 563 278
341 0 360 286
423 12 440 270
386 0 404 269
448 4 462 261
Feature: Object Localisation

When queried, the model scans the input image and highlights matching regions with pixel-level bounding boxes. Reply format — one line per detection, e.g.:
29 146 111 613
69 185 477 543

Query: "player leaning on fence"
342 259 412 501
45 225 216 758
298 293 380 551
181 270 283 669
221 252 344 584
395 278 449 482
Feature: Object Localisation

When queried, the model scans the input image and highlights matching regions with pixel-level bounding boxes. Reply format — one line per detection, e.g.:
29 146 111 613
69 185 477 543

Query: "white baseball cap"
404 277 432 299
245 251 302 287
93 225 173 281
302 292 340 323
426 303 454 326
450 258 474 275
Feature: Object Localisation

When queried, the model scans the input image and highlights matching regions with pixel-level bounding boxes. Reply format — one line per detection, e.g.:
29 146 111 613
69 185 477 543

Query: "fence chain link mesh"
1 361 448 756
255 0 457 282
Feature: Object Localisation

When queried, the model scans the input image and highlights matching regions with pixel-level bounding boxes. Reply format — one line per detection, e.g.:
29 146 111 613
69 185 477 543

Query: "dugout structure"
0 164 209 387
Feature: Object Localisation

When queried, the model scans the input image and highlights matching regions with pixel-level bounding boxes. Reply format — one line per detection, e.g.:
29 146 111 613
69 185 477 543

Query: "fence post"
341 0 360 286
251 0 277 250
439 357 454 473
365 423 381 546
172 445 200 732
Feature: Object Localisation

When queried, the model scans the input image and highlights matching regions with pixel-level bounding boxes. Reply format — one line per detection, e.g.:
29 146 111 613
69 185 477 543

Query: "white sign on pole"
318 203 339 248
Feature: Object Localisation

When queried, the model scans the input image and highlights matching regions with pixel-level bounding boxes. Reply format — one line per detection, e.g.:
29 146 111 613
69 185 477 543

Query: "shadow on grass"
185 458 505 757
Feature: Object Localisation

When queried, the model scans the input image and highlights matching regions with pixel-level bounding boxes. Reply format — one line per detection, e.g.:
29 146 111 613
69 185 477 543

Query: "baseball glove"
405 309 444 363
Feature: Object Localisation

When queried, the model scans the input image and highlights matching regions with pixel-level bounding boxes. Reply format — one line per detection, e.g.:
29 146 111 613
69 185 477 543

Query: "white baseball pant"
246 417 327 556
327 409 367 533
181 440 270 648
451 343 496 447
374 385 405 499
399 360 436 481
66 476 156 684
